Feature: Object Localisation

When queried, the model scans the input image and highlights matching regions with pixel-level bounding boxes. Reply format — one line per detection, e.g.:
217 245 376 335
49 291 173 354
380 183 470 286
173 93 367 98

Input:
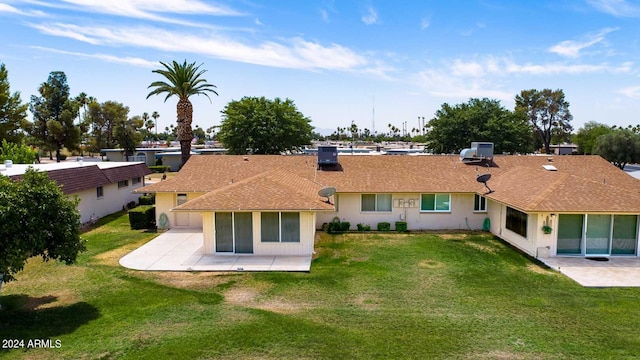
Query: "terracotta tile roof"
100 163 151 183
9 162 151 195
138 154 640 213
174 168 334 211
10 165 109 195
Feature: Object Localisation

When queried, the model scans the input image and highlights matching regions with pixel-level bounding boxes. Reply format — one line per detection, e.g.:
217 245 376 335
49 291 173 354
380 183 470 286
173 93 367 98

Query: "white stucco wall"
75 179 145 224
201 211 316 255
316 193 489 231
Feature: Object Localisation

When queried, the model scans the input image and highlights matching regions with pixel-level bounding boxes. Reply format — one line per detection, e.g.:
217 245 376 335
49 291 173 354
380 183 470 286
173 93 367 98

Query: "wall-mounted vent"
460 142 494 164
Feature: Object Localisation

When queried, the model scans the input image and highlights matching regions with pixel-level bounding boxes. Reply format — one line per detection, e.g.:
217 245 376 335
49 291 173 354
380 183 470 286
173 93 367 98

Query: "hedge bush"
377 222 391 231
395 221 408 232
326 219 350 234
139 195 155 205
128 205 156 229
357 223 371 231
149 165 170 173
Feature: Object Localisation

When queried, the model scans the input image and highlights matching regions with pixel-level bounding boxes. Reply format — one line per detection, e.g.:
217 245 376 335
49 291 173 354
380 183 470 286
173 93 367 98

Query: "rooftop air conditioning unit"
317 146 338 165
460 142 494 164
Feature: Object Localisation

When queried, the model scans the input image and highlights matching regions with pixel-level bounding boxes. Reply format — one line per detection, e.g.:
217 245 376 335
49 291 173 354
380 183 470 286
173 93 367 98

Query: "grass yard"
2 212 640 359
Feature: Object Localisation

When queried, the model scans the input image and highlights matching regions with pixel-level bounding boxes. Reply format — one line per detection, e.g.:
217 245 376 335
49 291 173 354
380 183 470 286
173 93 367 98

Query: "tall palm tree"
151 111 160 137
146 60 218 166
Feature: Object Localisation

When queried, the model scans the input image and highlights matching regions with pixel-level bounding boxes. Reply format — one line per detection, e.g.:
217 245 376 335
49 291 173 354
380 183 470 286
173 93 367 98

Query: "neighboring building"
136 150 640 260
2 160 151 224
549 143 578 155
101 147 181 167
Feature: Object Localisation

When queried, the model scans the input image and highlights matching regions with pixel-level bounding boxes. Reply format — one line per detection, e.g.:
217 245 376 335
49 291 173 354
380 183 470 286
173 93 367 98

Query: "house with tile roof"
2 160 151 224
137 151 640 259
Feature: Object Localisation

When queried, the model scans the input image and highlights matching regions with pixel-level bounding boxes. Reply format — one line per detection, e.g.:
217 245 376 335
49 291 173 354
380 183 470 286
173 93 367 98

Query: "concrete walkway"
540 256 640 287
119 228 312 272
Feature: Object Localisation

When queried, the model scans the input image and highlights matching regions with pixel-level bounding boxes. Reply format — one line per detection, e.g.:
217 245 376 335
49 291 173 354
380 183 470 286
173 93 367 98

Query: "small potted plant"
542 225 552 234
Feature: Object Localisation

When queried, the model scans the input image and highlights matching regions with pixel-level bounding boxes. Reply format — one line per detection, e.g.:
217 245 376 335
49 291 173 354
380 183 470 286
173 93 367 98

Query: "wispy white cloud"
414 55 635 100
361 6 378 25
30 45 158 67
587 0 640 17
61 0 242 17
420 18 430 30
30 23 374 72
617 85 640 98
320 8 329 22
0 2 46 16
548 27 618 58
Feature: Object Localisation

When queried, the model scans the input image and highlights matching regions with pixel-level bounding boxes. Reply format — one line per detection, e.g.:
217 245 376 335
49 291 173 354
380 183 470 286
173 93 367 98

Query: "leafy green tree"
515 89 573 154
147 60 218 166
0 139 37 163
0 168 84 303
114 115 144 161
594 129 640 169
28 71 81 162
0 64 28 144
572 121 613 154
86 100 129 152
219 96 314 154
425 98 533 154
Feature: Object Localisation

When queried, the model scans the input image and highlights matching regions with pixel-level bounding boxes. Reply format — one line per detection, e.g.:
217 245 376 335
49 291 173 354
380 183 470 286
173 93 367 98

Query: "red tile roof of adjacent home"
137 154 640 213
8 162 151 195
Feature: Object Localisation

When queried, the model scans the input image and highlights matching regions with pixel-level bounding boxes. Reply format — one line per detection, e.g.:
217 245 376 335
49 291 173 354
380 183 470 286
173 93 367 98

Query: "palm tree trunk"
176 98 194 167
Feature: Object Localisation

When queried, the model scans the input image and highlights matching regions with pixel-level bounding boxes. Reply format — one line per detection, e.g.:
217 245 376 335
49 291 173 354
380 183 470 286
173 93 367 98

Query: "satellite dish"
318 187 337 204
476 173 493 194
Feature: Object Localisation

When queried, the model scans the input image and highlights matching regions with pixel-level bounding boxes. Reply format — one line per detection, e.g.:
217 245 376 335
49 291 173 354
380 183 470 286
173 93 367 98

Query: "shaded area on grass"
0 295 100 341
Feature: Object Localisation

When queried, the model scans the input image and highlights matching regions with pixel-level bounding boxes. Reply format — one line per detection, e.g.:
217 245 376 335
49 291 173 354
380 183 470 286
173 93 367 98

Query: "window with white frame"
117 180 129 188
474 194 487 212
261 212 300 243
361 194 392 212
132 177 141 185
96 186 104 198
421 193 451 212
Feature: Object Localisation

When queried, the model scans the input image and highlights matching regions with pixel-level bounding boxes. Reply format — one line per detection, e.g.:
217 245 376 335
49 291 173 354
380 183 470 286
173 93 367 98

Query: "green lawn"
2 213 640 359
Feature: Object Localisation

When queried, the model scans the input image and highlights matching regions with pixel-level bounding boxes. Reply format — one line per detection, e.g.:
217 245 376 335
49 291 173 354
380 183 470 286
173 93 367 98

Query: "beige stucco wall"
487 200 538 257
316 193 489 231
155 192 205 229
75 179 144 224
201 211 316 255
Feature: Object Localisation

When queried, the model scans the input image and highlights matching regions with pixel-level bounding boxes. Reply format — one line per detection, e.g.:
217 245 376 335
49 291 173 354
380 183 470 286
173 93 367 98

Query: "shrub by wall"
149 165 170 173
395 221 408 232
377 222 391 231
139 195 155 205
128 205 156 229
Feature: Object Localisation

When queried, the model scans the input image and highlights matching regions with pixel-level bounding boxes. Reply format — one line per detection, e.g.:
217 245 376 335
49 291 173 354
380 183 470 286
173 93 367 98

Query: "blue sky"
1 0 640 135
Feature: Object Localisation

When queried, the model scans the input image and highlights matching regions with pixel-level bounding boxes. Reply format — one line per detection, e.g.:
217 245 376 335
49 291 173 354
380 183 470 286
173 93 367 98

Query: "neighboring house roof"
4 162 151 195
137 154 640 213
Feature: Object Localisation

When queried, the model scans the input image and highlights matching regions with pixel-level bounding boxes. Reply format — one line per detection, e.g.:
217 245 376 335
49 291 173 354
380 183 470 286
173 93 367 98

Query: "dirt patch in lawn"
224 285 314 314
439 234 468 240
94 239 155 266
417 259 445 269
135 271 240 291
526 263 554 275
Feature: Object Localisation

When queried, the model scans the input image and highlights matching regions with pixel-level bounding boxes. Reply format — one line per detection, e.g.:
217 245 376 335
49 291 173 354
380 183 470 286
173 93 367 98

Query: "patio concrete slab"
540 257 640 287
119 228 312 272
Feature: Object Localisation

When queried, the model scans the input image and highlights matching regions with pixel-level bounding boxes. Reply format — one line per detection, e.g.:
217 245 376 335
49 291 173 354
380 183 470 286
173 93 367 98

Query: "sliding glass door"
612 215 637 255
557 214 638 256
